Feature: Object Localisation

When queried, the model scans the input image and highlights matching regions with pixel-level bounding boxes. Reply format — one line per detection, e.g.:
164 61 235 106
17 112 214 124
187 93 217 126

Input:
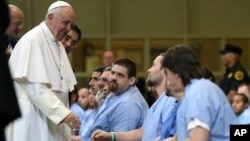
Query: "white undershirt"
188 118 210 131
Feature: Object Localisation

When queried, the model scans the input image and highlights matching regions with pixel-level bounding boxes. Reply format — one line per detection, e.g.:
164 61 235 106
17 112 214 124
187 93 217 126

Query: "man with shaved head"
6 1 80 141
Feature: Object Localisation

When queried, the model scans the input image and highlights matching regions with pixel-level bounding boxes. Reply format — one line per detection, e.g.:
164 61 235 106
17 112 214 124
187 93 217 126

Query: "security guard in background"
219 44 250 103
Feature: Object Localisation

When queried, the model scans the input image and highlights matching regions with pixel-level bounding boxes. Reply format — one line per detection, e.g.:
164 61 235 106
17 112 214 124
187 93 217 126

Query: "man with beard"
79 58 148 141
144 76 158 107
96 67 112 104
162 45 237 141
91 54 177 141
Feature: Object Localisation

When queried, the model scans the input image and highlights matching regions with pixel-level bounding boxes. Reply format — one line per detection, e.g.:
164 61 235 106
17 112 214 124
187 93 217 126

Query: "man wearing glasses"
5 4 24 58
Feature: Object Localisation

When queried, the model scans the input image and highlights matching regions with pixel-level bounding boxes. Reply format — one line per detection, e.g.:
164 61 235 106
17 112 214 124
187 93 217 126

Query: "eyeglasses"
98 78 108 83
12 22 24 28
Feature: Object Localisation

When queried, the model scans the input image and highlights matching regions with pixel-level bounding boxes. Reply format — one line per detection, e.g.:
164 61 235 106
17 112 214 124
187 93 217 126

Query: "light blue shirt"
160 102 178 140
142 93 176 141
237 108 250 124
177 78 238 141
70 103 85 122
79 109 96 139
82 86 149 141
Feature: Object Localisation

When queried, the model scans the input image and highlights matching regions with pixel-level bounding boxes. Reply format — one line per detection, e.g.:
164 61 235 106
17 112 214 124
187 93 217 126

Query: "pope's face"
48 7 75 41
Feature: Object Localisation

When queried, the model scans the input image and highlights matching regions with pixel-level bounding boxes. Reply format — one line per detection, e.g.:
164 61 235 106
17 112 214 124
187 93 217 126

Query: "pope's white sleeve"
19 82 71 124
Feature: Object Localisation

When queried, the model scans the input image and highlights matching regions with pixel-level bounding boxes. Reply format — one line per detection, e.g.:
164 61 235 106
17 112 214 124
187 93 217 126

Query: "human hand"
63 112 81 130
153 136 160 141
91 129 112 141
164 137 177 141
71 135 81 141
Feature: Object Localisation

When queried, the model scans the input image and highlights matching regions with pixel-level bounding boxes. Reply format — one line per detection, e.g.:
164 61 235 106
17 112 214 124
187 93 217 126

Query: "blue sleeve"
70 104 85 121
160 103 178 140
184 92 214 128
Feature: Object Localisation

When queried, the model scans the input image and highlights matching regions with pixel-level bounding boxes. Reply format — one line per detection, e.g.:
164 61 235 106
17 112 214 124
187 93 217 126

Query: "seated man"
91 54 177 141
79 58 149 141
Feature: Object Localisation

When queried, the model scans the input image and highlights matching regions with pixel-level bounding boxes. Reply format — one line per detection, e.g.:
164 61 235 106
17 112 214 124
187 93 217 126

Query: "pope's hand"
63 112 81 130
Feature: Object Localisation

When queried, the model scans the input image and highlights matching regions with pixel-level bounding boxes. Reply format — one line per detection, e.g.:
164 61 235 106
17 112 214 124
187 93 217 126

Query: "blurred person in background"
1 0 21 140
5 4 24 59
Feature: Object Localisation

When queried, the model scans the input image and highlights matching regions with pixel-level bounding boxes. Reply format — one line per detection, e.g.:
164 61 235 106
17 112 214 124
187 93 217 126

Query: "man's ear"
129 76 136 86
47 13 54 20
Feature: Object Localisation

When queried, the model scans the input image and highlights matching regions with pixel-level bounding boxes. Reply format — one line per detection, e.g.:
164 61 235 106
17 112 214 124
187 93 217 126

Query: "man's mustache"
108 80 118 92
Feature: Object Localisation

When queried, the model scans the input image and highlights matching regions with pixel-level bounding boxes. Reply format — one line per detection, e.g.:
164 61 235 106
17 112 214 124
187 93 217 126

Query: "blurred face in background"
237 85 250 103
88 89 98 109
232 94 248 115
77 88 90 110
220 53 236 67
6 5 24 39
102 50 115 67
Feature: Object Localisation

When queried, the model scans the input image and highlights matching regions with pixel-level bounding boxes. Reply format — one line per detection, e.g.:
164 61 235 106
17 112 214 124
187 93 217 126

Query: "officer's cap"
219 44 242 55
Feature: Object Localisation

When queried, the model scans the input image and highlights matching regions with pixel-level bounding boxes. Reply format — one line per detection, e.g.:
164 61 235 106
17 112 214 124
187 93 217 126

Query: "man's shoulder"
231 63 249 81
232 62 248 72
70 103 83 112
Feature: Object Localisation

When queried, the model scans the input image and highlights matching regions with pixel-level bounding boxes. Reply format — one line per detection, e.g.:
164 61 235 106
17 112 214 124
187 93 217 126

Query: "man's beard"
146 76 159 87
108 80 118 92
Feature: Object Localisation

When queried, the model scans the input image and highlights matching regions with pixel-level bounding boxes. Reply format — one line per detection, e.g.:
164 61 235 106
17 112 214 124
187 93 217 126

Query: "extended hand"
63 112 81 130
91 129 112 141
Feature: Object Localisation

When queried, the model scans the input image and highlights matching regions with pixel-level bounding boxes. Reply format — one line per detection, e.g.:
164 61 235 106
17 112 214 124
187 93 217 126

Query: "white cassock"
5 22 77 141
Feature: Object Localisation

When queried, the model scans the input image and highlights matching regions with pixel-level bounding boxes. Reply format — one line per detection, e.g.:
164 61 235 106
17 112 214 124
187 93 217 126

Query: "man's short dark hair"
113 58 137 78
93 66 106 74
71 24 82 42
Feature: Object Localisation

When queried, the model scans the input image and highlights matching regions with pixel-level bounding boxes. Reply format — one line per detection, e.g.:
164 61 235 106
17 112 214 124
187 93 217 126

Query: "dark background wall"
8 0 250 88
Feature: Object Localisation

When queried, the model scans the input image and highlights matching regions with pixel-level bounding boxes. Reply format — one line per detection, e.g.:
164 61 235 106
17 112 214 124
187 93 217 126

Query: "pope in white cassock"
5 1 81 141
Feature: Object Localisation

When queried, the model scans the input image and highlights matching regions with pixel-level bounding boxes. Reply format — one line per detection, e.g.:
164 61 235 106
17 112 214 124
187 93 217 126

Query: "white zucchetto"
48 1 72 12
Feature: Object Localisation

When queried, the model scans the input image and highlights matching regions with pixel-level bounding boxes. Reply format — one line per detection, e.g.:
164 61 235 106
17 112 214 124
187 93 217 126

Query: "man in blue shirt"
90 54 177 141
80 58 149 141
162 45 238 141
70 88 90 127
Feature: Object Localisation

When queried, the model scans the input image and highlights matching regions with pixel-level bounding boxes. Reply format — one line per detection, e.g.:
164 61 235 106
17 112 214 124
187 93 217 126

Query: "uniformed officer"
219 44 250 103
